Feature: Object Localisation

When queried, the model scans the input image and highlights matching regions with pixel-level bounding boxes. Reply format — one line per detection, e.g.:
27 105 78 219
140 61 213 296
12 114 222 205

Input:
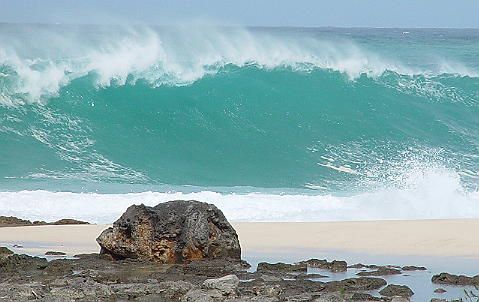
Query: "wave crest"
0 25 477 105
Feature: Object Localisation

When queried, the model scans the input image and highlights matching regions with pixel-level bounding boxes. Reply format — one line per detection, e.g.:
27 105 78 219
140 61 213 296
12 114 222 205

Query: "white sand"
0 225 107 256
234 220 479 258
0 219 478 258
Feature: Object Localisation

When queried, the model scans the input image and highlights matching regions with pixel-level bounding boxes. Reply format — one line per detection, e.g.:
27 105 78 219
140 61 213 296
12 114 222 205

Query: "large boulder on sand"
96 200 241 263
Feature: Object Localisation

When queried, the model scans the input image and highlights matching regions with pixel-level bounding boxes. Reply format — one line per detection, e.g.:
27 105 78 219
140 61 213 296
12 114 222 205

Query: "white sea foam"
1 166 478 223
0 25 476 105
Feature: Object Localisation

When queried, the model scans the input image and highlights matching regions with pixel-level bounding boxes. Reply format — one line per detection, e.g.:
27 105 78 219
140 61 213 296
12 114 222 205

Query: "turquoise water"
0 25 478 222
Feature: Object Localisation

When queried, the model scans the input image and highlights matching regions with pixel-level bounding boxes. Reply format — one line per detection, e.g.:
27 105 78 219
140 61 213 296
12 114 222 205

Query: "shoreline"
1 219 478 258
1 219 479 301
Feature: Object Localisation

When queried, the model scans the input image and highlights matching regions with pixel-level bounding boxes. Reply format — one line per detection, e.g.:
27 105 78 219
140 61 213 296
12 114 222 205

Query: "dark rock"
433 288 447 293
0 216 32 227
325 277 387 291
350 292 385 301
0 247 14 257
44 259 74 276
357 267 401 276
49 277 113 300
293 273 329 280
203 274 239 296
348 263 384 270
0 254 48 272
257 262 307 273
0 282 49 301
259 274 282 282
177 258 249 278
315 292 387 301
158 280 196 300
432 272 479 286
243 282 282 298
314 294 345 302
51 218 89 225
402 265 427 271
379 284 414 297
97 200 241 263
110 280 194 300
348 263 368 269
283 293 314 301
348 263 400 270
0 215 89 227
300 259 347 272
181 288 224 302
45 251 67 256
229 297 279 302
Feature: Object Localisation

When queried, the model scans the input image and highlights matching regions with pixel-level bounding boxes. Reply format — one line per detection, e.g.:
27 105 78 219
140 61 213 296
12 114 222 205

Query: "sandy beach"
235 220 479 258
1 219 478 259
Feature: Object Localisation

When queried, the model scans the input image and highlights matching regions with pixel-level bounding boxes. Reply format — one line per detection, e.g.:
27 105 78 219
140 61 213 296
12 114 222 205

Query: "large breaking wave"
0 25 478 222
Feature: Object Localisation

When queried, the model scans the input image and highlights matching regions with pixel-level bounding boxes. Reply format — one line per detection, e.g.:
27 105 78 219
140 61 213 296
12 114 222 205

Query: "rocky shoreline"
1 247 477 302
1 201 478 301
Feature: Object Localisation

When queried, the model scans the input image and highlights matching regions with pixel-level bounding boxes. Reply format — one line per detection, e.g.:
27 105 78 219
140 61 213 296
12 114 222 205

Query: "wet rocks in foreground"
293 273 329 280
0 252 48 273
325 277 387 291
0 246 14 257
379 284 414 297
97 200 241 263
1 201 477 302
203 274 239 296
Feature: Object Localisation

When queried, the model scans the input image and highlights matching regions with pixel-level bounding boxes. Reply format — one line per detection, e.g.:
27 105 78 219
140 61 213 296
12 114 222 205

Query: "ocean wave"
0 25 477 106
0 165 478 223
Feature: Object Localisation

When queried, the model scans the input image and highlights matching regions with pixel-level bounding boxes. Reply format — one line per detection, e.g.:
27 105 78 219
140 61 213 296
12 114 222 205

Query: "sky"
0 0 478 28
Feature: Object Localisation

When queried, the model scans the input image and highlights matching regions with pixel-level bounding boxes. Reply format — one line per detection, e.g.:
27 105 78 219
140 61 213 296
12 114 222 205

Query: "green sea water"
0 25 478 222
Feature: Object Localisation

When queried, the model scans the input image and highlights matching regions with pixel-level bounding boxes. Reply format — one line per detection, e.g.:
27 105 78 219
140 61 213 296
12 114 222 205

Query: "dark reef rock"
0 216 33 227
0 253 48 273
45 251 67 256
299 259 347 272
257 262 307 273
379 284 414 297
97 200 241 263
0 250 470 302
325 277 387 291
357 267 402 277
293 273 329 280
432 272 479 285
0 247 14 257
51 219 89 225
402 265 427 271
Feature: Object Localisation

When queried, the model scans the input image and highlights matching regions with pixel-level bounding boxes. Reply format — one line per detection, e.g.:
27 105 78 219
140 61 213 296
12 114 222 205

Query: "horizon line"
0 22 478 30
